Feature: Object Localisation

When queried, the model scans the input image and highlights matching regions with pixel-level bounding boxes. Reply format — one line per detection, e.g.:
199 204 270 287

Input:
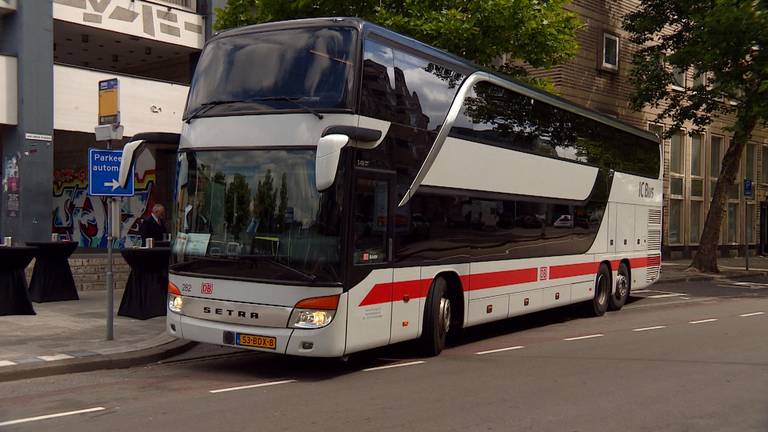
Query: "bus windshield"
171 150 343 284
184 27 357 119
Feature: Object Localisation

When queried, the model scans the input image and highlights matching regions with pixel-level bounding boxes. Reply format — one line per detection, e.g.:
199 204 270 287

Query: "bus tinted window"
185 27 357 119
360 38 464 131
450 82 659 178
396 177 608 264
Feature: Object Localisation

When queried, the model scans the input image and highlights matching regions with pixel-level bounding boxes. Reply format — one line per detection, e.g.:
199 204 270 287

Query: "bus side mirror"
118 139 145 188
316 134 349 191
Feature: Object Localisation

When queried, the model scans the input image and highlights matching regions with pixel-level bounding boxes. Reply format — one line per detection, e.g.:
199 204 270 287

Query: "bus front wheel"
421 277 450 356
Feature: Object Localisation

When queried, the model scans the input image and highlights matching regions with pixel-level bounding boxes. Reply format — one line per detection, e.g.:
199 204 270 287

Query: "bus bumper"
167 295 347 357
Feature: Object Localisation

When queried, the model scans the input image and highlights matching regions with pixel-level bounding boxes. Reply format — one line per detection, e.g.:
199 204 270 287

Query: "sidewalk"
659 255 768 284
0 289 190 382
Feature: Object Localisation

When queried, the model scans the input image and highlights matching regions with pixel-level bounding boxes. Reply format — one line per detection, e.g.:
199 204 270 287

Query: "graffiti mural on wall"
53 150 156 248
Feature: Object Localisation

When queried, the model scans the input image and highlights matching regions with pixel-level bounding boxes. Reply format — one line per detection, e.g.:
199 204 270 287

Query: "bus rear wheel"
421 277 451 356
585 264 610 317
608 262 630 311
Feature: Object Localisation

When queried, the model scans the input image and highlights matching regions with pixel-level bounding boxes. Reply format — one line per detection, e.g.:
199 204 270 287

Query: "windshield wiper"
184 100 245 123
254 96 324 120
245 255 318 282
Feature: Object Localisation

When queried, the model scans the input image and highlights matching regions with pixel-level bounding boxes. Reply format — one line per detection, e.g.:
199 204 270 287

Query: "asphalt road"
1 280 766 432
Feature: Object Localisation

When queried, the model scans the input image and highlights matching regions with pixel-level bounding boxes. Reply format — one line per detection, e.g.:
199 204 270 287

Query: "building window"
727 203 738 244
746 143 756 181
761 145 768 184
601 33 619 71
692 68 706 89
747 203 756 244
690 200 703 244
670 131 683 174
671 67 687 89
669 199 683 244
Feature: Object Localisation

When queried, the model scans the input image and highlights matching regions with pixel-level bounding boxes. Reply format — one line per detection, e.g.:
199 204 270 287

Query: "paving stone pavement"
0 289 170 368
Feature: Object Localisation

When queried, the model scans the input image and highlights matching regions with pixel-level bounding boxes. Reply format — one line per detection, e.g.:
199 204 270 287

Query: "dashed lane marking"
564 334 604 341
647 293 685 299
209 379 297 394
37 354 74 362
739 312 765 317
632 325 667 332
0 407 106 427
475 346 525 355
689 318 718 324
0 360 16 367
363 361 425 372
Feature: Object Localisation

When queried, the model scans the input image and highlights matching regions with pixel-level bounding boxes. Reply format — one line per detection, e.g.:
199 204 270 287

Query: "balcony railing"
146 0 196 13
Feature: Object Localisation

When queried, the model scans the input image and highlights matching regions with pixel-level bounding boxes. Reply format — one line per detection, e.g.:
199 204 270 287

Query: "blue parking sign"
744 179 753 198
88 148 134 196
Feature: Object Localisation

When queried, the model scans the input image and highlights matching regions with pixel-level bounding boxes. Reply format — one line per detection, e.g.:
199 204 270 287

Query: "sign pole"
746 177 750 272
106 138 114 340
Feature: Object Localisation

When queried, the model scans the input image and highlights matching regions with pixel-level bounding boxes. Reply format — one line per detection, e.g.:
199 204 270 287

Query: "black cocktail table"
27 241 79 303
0 246 37 315
118 247 170 320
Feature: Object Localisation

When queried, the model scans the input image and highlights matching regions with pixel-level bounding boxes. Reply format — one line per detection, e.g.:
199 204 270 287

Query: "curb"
655 270 768 285
0 339 197 383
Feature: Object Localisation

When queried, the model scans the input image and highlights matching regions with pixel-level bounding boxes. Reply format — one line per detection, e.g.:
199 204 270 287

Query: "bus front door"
346 172 395 352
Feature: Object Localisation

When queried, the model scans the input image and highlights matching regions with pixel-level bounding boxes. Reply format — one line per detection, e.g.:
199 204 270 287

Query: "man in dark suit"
139 204 167 244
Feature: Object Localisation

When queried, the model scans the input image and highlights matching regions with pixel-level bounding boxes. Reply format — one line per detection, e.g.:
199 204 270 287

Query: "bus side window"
360 39 397 123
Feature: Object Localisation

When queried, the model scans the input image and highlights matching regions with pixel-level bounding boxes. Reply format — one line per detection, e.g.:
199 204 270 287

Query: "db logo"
201 282 214 295
539 267 549 281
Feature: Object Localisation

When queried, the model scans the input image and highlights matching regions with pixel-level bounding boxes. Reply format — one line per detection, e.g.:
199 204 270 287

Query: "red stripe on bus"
467 268 538 291
357 256 660 306
549 262 600 279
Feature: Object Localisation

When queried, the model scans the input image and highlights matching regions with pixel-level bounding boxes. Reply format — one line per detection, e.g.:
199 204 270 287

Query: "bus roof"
211 17 659 144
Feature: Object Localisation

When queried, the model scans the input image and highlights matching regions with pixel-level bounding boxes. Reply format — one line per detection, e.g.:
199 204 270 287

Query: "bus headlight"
291 309 335 328
168 294 183 313
289 295 339 329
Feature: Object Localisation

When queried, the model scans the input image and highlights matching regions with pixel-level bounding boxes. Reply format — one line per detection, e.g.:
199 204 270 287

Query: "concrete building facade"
0 0 225 250
532 0 768 259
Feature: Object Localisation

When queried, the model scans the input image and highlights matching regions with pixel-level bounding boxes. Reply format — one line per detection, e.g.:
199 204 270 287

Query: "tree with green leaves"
213 0 582 86
624 1 768 273
225 173 252 240
254 169 278 231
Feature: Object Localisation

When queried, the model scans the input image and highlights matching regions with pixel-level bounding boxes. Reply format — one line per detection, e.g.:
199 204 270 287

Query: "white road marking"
209 379 296 394
631 289 652 294
37 354 74 362
0 407 106 427
647 293 685 299
363 361 425 372
680 297 691 300
475 346 525 355
632 325 667 332
689 318 718 324
739 312 765 317
0 360 16 367
564 334 604 341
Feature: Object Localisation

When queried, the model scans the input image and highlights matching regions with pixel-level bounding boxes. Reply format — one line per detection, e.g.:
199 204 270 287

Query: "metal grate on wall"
648 208 662 225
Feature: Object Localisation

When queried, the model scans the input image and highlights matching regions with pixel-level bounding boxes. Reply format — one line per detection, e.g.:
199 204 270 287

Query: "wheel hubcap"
615 274 628 299
439 297 451 335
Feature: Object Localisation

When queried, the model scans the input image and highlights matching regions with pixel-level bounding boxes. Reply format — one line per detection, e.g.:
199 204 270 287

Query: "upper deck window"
185 27 357 119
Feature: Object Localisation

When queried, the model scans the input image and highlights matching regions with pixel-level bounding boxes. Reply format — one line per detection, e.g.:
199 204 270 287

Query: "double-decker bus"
123 18 662 357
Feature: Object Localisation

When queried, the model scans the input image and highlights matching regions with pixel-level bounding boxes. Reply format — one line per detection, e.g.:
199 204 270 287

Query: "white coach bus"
124 18 662 357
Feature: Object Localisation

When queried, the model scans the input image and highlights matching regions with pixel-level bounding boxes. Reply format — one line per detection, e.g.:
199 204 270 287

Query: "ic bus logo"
201 282 214 295
639 181 654 199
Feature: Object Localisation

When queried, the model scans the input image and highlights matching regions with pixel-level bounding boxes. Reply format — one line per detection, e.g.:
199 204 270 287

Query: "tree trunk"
691 114 758 273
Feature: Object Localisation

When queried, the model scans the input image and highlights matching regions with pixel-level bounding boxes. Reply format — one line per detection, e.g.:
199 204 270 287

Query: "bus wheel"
609 262 630 311
421 277 450 356
585 264 610 317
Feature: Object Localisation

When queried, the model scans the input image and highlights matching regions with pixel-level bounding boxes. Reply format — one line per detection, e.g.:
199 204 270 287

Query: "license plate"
235 333 277 350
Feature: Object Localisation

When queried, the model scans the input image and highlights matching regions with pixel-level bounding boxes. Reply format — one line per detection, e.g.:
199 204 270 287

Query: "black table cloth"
118 247 170 320
27 241 79 303
0 246 37 316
